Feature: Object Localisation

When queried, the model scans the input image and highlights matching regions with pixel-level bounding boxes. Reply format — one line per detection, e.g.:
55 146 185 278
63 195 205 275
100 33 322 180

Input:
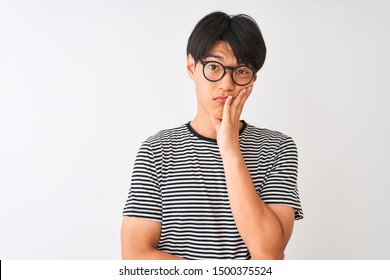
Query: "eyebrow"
202 54 250 68
203 54 224 60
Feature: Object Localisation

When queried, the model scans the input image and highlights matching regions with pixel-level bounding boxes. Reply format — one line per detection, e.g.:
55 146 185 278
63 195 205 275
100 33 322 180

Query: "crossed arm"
121 216 184 260
121 204 293 260
221 153 294 259
121 88 295 260
209 88 295 259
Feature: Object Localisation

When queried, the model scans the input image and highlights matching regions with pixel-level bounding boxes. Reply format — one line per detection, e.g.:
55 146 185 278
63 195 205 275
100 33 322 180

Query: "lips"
214 96 228 104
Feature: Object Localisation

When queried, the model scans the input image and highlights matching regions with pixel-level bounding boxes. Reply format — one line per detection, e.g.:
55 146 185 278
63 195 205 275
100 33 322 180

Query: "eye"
235 68 250 75
207 62 221 71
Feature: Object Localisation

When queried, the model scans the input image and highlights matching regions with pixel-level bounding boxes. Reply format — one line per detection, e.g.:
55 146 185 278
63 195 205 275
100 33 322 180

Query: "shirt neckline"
186 120 247 143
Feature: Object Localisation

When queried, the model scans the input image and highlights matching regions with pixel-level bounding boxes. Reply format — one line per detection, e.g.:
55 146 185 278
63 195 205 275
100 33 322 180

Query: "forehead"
204 41 237 64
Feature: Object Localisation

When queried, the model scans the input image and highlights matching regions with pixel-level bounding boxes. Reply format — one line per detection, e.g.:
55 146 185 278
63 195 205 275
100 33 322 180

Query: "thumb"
210 115 221 130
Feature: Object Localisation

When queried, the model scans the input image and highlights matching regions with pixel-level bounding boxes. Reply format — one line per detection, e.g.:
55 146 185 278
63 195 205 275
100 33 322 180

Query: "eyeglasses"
199 59 255 86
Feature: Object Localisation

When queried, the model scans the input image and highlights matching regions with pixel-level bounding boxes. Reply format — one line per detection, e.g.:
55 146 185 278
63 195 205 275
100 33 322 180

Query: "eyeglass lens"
202 61 253 86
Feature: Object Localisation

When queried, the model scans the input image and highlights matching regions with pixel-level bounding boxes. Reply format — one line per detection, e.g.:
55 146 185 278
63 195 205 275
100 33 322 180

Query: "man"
121 11 303 260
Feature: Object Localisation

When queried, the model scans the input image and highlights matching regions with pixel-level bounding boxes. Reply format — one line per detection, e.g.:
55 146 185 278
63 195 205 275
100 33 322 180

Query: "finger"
237 86 252 111
231 88 249 120
222 95 233 120
229 88 246 116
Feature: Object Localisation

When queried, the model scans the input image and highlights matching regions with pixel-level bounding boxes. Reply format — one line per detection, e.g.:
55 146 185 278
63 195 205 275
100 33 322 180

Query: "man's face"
187 41 257 120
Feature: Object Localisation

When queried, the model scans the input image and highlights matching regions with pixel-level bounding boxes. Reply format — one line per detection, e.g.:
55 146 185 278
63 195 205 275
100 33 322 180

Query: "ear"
186 54 196 80
253 73 257 83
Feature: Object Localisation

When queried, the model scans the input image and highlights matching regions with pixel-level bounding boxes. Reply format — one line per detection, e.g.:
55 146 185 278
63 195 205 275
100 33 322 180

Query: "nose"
218 70 235 91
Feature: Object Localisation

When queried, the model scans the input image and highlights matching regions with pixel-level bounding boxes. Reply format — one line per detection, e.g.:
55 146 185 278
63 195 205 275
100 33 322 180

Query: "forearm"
121 217 186 260
222 152 286 259
122 246 185 260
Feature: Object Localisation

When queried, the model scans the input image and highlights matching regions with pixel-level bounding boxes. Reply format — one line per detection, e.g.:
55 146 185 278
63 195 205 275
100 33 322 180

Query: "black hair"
186 11 266 72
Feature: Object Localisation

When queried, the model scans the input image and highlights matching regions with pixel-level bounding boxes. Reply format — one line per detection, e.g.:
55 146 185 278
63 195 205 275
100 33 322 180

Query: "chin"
210 110 223 120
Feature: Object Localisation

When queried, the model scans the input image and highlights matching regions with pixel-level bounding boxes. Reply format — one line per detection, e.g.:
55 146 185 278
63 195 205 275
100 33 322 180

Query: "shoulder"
242 122 296 148
142 123 190 148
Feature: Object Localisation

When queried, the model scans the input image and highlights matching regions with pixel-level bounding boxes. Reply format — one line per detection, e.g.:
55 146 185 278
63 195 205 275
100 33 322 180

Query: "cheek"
195 79 214 98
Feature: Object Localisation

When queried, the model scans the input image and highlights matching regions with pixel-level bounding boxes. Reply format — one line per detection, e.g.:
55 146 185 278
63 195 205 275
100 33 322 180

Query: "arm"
222 154 294 259
122 139 184 260
121 216 185 260
210 88 295 259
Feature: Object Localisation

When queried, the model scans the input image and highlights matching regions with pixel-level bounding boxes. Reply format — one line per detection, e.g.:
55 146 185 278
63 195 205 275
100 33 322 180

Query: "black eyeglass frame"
199 59 256 86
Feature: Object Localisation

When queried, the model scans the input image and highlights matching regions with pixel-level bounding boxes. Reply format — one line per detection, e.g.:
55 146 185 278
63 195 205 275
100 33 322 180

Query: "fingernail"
242 89 247 94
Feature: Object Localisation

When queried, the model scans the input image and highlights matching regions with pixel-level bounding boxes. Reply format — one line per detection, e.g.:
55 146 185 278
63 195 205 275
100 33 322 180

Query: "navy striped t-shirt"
123 121 303 259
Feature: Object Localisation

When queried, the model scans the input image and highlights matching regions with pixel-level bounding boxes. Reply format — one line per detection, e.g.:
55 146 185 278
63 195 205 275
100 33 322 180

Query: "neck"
190 113 217 139
190 113 244 140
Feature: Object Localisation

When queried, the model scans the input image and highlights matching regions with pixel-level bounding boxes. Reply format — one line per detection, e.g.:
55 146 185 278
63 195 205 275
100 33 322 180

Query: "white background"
1 0 389 259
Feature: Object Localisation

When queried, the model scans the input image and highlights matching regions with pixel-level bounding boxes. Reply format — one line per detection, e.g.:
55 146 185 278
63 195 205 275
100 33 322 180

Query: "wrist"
220 147 243 161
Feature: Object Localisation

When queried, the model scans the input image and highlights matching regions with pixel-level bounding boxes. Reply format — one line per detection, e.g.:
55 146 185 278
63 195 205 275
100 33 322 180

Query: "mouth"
214 96 228 104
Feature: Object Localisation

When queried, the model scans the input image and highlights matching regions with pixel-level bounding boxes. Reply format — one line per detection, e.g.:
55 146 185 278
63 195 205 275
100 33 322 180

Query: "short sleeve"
122 140 162 222
260 136 303 220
